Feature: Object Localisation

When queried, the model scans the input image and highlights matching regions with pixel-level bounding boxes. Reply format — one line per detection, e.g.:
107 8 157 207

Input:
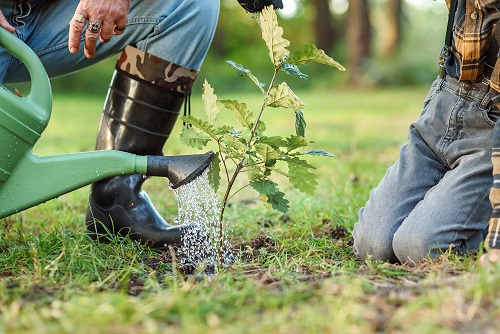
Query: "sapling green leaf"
226 60 266 93
288 44 346 71
268 166 289 177
255 143 280 167
294 109 306 137
250 178 280 195
284 156 316 169
219 100 254 130
255 120 267 133
263 191 289 213
249 178 289 213
214 125 233 136
221 133 247 154
265 82 305 109
304 150 336 158
231 129 242 138
282 63 308 79
260 6 290 66
183 115 214 136
247 168 265 183
180 125 210 150
256 135 288 148
226 60 251 76
287 161 318 195
286 135 310 151
208 153 221 192
202 80 220 125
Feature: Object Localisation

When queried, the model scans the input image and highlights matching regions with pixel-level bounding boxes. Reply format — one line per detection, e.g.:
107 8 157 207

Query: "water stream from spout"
172 167 231 272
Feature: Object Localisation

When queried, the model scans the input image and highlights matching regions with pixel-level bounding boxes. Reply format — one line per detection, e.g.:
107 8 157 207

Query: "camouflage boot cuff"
115 45 198 96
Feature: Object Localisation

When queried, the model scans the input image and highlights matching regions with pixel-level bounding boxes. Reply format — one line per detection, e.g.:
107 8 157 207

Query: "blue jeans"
353 76 496 264
0 0 219 83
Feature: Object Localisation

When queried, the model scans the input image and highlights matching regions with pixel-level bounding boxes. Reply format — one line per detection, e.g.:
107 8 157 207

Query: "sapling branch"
227 184 251 202
247 67 280 149
217 140 231 181
219 66 280 224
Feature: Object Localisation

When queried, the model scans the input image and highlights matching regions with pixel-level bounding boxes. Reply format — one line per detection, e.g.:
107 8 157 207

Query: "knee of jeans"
183 0 220 34
392 228 436 264
353 221 398 263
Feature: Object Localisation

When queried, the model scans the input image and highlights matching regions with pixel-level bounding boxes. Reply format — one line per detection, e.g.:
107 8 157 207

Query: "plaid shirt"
444 0 500 249
445 0 500 92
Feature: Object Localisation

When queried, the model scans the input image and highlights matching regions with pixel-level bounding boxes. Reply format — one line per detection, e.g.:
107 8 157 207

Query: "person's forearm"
486 217 500 249
479 207 500 265
487 163 500 250
481 125 500 264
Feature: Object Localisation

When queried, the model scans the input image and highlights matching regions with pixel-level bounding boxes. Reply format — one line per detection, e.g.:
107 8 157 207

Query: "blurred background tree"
47 0 447 96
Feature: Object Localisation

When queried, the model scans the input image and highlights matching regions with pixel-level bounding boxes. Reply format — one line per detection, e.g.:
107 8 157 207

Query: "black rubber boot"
86 68 191 249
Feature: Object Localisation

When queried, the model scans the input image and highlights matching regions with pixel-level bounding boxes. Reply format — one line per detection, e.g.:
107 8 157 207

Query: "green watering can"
0 28 213 218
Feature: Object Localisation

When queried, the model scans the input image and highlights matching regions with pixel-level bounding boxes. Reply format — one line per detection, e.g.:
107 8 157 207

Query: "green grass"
1 87 499 333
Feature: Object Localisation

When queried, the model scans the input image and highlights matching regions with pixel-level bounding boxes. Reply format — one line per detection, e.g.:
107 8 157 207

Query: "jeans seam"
127 18 162 25
437 97 461 166
480 93 491 110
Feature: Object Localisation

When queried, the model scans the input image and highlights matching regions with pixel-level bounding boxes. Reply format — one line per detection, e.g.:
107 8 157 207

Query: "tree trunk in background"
311 0 335 53
381 0 403 57
346 0 371 86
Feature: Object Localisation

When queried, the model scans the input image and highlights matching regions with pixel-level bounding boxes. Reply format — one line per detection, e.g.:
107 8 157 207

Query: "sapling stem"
217 66 281 263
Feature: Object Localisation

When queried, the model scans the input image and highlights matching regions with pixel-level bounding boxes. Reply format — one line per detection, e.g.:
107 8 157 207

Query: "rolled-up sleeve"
487 122 500 249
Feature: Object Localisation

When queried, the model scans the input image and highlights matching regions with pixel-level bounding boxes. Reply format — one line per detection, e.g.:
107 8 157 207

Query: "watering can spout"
147 151 215 189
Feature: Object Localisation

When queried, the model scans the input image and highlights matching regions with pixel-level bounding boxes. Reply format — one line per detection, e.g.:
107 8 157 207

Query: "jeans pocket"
483 108 500 126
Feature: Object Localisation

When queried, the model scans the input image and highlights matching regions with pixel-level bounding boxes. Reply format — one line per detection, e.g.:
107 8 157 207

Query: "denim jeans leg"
1 0 220 83
392 151 492 263
392 81 494 263
353 77 494 263
353 127 448 263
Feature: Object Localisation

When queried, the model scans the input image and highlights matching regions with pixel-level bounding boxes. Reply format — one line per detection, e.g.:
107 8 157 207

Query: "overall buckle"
439 66 446 79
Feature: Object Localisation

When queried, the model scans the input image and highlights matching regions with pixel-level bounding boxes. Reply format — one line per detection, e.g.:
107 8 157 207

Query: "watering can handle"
0 28 51 117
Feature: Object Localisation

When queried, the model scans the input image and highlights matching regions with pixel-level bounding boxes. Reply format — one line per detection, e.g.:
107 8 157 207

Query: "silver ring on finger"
114 25 126 32
88 21 101 34
73 13 87 23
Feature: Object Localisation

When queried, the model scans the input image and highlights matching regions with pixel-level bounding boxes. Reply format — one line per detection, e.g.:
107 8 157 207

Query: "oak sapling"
180 6 345 262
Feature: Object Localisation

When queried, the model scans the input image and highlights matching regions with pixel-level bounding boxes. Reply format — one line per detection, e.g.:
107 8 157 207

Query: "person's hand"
479 248 500 266
68 0 130 58
0 9 15 33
